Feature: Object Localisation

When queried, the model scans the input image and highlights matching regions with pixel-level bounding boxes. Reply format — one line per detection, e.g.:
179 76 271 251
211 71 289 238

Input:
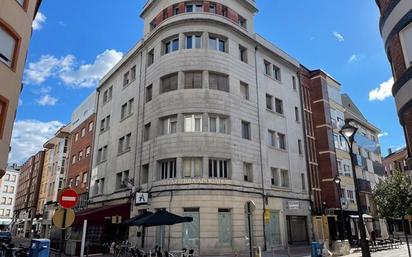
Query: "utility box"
29 239 50 257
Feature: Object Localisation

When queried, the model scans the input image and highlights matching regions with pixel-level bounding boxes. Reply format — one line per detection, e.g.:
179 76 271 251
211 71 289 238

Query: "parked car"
0 231 12 243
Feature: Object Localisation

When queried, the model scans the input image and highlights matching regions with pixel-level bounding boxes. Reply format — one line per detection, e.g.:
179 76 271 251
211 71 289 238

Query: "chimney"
388 148 392 155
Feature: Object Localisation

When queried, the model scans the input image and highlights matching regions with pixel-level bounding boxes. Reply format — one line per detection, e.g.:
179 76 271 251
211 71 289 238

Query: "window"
123 71 130 86
240 82 249 100
347 190 355 204
277 133 286 150
159 159 177 180
147 49 155 66
292 76 297 91
103 86 112 103
86 146 91 156
75 133 79 142
298 139 303 155
400 23 412 67
238 15 247 29
160 73 178 93
79 150 83 160
144 123 151 141
72 155 76 164
164 37 179 54
271 168 288 187
121 98 134 120
209 2 216 14
268 130 276 147
0 97 7 139
131 65 136 81
243 163 253 182
186 3 202 12
11 175 16 182
241 121 251 140
209 36 226 52
5 209 10 216
218 209 232 246
186 34 202 49
209 115 227 133
75 175 80 187
184 71 202 88
142 164 149 184
295 107 300 122
209 72 229 92
173 4 179 15
273 65 281 81
146 84 153 102
343 164 351 177
0 209 3 216
1 198 5 204
209 159 229 178
184 114 202 132
275 98 283 114
4 174 9 181
185 4 193 12
183 158 202 178
271 168 278 186
88 122 93 132
82 172 88 183
161 115 177 135
8 186 14 193
0 25 17 68
266 94 273 110
100 115 111 132
6 198 12 205
301 173 306 190
16 0 25 7
116 170 129 189
81 128 86 137
264 60 271 76
239 45 247 63
97 145 108 163
222 5 228 17
281 169 289 187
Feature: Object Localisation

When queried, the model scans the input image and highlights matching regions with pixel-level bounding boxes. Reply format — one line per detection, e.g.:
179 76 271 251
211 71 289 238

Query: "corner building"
375 0 412 168
89 0 310 255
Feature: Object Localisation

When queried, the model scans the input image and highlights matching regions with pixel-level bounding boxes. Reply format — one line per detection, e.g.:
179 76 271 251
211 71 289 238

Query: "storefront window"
183 208 200 251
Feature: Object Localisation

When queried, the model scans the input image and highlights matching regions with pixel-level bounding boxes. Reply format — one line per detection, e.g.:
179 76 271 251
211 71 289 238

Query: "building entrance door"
265 211 281 249
183 209 200 252
287 216 308 245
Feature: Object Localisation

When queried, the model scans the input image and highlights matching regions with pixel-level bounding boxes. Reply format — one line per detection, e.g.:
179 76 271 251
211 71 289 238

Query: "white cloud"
32 12 46 30
368 77 394 101
24 55 74 85
36 94 58 106
333 32 345 42
9 120 63 164
348 54 359 63
18 99 23 106
378 132 389 138
59 49 123 87
24 49 123 88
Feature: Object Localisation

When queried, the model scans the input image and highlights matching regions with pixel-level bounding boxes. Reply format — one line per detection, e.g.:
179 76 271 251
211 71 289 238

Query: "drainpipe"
254 46 267 251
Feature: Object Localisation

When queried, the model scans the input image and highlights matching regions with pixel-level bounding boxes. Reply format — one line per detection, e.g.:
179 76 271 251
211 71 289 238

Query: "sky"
9 0 404 164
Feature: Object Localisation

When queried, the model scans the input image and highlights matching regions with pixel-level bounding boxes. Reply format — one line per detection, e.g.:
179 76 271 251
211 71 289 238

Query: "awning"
73 203 130 226
349 214 374 219
127 210 193 227
0 218 12 225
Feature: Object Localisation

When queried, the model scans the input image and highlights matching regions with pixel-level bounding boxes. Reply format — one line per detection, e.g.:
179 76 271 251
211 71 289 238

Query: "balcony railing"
373 161 385 176
355 154 367 169
354 133 381 155
357 179 372 193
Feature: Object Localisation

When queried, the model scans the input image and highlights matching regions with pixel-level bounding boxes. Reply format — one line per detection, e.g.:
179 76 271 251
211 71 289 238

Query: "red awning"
74 203 130 226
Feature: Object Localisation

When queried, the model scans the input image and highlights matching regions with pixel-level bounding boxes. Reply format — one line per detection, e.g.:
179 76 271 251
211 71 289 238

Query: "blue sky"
10 0 404 164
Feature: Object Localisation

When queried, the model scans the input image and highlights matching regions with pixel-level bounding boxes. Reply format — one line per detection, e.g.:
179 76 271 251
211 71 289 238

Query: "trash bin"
29 239 50 257
311 241 319 257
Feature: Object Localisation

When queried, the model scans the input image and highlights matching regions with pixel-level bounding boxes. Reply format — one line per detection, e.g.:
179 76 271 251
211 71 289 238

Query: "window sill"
120 113 133 123
264 74 282 84
117 148 131 156
271 185 291 191
99 128 110 135
266 108 285 118
96 160 107 165
123 79 136 89
267 145 287 152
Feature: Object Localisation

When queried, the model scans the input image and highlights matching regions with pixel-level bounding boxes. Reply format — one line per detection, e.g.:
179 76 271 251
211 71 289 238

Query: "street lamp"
339 119 371 257
334 175 346 241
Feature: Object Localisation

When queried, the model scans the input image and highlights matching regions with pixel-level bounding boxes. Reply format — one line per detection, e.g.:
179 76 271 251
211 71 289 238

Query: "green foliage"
374 171 412 219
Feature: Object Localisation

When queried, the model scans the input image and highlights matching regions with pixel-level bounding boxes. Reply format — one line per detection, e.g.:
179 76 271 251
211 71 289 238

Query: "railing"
373 161 385 176
357 179 372 193
354 133 381 154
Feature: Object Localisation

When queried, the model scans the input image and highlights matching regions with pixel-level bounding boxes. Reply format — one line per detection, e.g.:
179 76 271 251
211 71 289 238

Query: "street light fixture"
334 175 346 241
339 119 371 257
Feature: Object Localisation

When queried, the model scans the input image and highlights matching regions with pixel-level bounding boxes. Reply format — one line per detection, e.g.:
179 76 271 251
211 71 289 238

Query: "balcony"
357 179 372 193
355 154 367 169
354 133 381 155
373 161 385 176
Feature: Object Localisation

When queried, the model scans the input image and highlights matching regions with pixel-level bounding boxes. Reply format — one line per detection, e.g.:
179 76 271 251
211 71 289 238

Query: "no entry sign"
59 189 79 208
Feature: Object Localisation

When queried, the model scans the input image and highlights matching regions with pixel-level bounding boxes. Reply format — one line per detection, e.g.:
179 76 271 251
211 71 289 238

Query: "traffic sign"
59 189 79 208
52 208 75 230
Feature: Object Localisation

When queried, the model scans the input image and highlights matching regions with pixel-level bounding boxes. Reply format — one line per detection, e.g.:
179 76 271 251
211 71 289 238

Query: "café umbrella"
126 209 193 248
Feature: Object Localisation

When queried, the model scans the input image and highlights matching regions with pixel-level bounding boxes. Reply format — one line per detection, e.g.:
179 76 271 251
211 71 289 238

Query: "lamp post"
334 175 346 241
339 119 371 257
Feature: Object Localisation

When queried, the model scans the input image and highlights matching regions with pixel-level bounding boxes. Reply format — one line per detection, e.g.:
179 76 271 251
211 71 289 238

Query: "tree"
374 171 412 257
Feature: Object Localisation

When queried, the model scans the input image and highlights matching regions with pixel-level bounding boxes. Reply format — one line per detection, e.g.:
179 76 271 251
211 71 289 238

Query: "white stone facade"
90 0 311 255
0 164 19 229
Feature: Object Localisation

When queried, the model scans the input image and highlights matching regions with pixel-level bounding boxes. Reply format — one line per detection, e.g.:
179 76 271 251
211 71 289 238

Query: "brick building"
13 151 45 237
375 0 412 170
66 92 96 210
